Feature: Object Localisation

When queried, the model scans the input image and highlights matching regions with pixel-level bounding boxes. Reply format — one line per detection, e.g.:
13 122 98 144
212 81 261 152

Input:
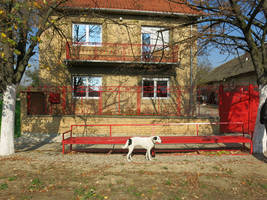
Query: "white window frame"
142 78 169 99
72 76 102 99
141 26 169 51
72 23 102 47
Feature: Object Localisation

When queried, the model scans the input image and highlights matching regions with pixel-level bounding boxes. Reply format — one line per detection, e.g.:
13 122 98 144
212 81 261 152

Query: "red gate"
219 84 259 134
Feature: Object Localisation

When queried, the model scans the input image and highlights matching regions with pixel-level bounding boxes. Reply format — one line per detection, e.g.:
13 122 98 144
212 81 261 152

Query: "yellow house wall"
21 89 219 136
21 115 219 136
39 14 196 86
26 13 200 135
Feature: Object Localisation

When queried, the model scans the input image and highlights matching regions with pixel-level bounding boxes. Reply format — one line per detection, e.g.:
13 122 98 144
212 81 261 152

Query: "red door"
219 85 259 134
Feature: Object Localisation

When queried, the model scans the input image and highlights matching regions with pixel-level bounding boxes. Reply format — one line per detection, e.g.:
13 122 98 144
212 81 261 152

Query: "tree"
0 0 68 155
170 0 266 153
24 67 40 87
195 60 212 86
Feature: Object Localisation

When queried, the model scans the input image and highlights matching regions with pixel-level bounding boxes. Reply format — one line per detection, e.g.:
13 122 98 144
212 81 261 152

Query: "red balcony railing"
65 42 179 63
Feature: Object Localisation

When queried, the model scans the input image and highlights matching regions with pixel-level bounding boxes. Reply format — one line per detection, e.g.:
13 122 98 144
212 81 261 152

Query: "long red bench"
62 125 253 154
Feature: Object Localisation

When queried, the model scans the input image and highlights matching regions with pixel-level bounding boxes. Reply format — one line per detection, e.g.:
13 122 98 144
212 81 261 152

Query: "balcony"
65 42 179 64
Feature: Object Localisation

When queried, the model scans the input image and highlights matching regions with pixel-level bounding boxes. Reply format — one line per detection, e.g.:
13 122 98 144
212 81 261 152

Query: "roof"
63 0 201 16
203 53 255 83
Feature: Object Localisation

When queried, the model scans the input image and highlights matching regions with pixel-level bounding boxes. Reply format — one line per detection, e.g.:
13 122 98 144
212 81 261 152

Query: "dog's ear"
128 138 132 146
153 136 158 141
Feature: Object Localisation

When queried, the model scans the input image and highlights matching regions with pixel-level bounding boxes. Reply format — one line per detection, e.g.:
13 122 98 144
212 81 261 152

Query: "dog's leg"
145 148 148 160
127 146 134 162
147 147 152 160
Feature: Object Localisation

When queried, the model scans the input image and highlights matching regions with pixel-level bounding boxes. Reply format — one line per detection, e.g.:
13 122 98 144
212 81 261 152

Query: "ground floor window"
72 76 102 98
142 78 169 98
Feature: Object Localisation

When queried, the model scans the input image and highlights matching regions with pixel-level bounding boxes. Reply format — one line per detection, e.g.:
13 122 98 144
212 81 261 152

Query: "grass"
74 187 106 200
28 177 44 192
0 100 21 138
127 186 142 197
259 183 267 190
8 176 17 181
0 183 8 190
165 179 172 185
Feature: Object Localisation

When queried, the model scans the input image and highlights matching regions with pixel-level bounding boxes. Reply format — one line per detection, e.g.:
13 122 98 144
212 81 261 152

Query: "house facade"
20 0 217 136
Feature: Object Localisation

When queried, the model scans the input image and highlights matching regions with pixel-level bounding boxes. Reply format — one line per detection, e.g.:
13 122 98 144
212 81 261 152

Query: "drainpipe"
189 24 193 115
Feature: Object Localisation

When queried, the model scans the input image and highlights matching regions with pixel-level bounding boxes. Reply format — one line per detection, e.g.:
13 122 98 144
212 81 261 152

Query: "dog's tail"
122 139 130 149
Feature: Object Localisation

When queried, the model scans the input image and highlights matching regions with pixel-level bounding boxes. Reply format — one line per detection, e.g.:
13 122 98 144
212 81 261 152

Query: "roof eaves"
60 6 202 17
92 7 202 17
203 53 255 84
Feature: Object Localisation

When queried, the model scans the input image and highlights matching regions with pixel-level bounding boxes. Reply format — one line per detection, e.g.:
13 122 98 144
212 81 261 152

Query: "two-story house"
21 0 210 136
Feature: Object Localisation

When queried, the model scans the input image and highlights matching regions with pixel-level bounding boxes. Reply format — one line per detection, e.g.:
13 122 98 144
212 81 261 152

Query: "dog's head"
152 136 162 144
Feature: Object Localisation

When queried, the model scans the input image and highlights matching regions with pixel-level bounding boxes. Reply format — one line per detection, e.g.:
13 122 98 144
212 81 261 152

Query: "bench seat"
63 136 130 145
62 135 252 154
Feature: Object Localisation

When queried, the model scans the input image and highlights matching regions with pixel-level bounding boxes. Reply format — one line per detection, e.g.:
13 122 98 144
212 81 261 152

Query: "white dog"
122 136 162 161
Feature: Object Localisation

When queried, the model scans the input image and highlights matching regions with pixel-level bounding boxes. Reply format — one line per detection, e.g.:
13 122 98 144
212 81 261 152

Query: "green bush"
0 100 21 138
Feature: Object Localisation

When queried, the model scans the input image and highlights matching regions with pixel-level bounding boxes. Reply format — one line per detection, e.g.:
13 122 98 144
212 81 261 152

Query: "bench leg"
62 143 65 154
151 148 155 157
70 144 72 152
250 141 253 154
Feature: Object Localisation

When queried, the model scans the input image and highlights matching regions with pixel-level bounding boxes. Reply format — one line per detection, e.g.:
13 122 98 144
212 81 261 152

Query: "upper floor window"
141 27 169 56
73 76 102 98
72 23 102 46
142 78 169 99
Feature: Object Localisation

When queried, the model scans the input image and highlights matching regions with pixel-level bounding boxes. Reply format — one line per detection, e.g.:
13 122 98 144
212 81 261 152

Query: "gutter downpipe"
190 24 193 116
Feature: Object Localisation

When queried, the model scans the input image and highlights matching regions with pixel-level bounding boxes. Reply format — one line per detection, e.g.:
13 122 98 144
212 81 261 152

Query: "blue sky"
206 48 236 68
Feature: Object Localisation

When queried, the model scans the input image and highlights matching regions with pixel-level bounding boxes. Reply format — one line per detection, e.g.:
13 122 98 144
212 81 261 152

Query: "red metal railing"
66 42 179 63
24 85 186 116
24 84 259 117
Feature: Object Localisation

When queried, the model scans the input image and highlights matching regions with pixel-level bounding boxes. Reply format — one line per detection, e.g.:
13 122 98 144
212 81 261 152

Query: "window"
141 27 169 59
142 78 169 98
73 76 102 98
72 24 102 46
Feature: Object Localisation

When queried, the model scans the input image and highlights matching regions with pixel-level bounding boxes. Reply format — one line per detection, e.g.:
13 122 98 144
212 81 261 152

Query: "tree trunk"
0 84 17 156
252 84 267 154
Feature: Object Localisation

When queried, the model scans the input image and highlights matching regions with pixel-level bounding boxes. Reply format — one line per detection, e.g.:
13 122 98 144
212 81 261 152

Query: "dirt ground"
197 104 219 117
0 140 267 200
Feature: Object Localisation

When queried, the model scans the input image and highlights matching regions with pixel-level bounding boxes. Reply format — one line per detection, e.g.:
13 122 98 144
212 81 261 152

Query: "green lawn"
0 100 21 138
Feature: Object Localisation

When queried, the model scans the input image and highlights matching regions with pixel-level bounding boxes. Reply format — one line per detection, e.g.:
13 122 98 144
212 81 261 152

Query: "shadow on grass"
253 153 267 163
63 145 251 156
15 134 59 152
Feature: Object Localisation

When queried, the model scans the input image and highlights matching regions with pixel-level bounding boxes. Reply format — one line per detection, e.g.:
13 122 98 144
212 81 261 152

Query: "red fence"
24 85 187 116
23 84 260 134
219 84 259 134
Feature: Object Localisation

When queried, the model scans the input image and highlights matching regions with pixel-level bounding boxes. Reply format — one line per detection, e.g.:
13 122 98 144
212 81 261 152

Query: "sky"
206 48 237 68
